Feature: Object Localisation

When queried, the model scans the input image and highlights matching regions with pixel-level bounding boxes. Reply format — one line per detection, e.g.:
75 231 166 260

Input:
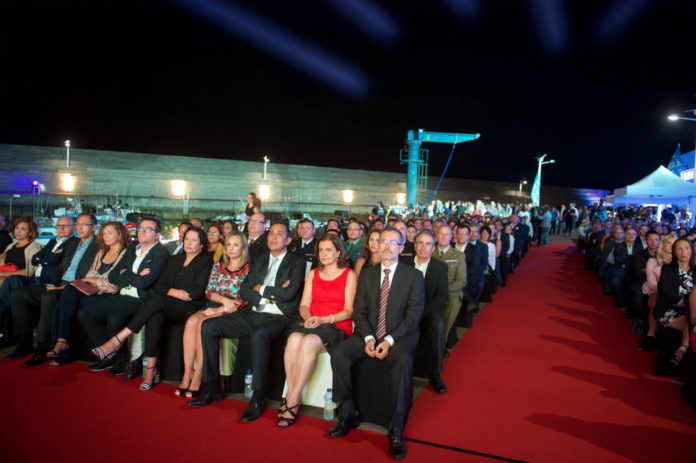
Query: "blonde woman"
639 235 674 351
175 231 249 399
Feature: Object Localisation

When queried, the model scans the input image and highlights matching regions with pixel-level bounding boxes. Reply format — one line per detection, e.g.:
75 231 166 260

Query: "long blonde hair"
222 231 249 268
657 235 675 266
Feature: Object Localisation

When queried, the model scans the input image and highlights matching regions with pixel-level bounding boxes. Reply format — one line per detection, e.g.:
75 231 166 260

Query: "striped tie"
376 268 390 339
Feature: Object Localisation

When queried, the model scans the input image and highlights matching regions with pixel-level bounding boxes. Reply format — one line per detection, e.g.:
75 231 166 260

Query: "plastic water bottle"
142 357 147 378
324 388 334 420
244 370 253 398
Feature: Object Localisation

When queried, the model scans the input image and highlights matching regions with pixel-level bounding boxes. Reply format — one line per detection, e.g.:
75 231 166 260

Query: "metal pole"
65 140 71 167
406 131 420 207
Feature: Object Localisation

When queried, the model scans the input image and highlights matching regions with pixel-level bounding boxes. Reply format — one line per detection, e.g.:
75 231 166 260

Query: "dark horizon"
2 0 696 191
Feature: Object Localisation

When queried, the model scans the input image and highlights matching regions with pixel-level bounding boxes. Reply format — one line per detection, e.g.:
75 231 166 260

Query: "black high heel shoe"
175 377 192 398
92 334 122 360
278 403 300 428
139 366 160 392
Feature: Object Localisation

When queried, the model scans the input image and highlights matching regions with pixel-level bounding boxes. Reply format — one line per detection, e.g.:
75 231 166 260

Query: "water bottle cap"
246 369 251 373
327 388 331 392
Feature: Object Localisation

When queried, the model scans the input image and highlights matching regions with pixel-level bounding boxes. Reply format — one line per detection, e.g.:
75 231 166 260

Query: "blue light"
323 0 401 46
170 0 370 97
442 0 481 22
527 0 569 55
594 0 656 43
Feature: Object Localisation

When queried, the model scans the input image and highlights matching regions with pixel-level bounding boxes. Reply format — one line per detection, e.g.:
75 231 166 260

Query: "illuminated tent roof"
606 165 696 206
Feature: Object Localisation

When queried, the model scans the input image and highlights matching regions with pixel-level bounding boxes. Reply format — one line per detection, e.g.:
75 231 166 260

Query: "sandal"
175 374 192 398
48 347 73 367
277 403 300 428
46 339 68 359
671 344 689 366
92 334 122 360
139 366 160 392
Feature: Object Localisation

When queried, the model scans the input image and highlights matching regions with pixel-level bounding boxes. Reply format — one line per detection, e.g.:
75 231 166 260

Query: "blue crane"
404 129 480 206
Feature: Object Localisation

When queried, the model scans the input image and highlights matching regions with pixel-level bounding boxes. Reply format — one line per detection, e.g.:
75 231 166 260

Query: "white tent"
606 165 696 222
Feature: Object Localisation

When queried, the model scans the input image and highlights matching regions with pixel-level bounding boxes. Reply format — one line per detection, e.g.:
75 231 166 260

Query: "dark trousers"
0 275 39 333
419 311 445 375
126 293 202 358
200 310 287 391
78 294 143 348
55 284 90 340
331 332 418 430
9 283 54 339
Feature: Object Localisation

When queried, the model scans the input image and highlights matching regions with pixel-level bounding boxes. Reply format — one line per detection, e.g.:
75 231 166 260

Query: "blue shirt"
62 237 94 283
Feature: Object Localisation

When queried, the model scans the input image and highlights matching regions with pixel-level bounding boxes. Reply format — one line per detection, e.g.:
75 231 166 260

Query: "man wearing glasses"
329 226 425 460
78 218 170 374
246 212 268 265
10 213 99 366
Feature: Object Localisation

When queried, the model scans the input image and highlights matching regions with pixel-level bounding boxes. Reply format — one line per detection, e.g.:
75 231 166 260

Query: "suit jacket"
399 241 416 265
108 242 170 300
154 252 214 304
654 263 688 319
31 236 78 285
239 250 305 319
421 258 448 317
0 229 11 254
247 232 269 266
432 247 467 294
55 238 99 285
353 262 425 343
289 237 317 269
165 240 183 255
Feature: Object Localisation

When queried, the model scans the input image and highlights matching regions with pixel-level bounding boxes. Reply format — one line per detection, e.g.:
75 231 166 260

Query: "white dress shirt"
364 261 398 347
257 251 286 316
120 244 154 298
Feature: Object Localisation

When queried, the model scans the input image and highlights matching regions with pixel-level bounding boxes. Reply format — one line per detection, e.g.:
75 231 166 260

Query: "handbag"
0 263 19 273
70 279 99 296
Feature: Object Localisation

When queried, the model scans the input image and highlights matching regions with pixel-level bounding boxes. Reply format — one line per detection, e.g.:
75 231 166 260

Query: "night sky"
2 0 696 190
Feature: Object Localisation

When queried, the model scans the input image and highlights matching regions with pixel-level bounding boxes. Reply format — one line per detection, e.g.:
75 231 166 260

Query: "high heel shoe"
92 334 122 360
48 347 73 367
175 377 192 398
46 339 68 359
277 397 287 417
139 366 160 392
277 403 300 428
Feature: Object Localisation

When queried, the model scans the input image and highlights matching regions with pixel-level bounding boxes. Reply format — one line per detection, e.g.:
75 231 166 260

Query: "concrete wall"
0 143 609 220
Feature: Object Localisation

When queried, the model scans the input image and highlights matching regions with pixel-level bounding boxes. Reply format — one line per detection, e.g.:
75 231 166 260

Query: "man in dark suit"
246 212 269 265
329 226 425 460
289 217 317 275
394 219 415 265
10 213 99 366
0 214 11 254
0 215 77 356
78 218 170 373
413 229 448 394
165 221 191 255
189 221 305 422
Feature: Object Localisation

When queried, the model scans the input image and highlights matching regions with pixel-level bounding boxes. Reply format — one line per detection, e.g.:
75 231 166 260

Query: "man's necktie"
258 257 279 311
376 268 390 339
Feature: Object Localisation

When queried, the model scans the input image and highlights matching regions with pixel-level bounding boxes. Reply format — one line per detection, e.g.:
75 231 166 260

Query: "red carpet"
2 243 696 462
407 243 696 462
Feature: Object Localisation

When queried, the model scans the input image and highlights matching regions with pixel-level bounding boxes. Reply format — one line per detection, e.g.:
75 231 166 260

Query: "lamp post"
64 140 71 167
263 155 270 180
518 180 527 197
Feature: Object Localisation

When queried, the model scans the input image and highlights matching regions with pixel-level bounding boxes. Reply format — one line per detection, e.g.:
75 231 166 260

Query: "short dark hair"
381 226 404 245
184 226 208 250
10 216 38 242
645 230 659 240
315 233 347 269
139 217 161 233
270 220 290 238
77 213 98 225
297 218 314 228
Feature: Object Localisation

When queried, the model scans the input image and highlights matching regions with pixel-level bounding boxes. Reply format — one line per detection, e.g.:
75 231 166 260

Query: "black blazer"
154 252 214 304
31 236 78 285
353 262 425 343
289 237 317 269
247 231 269 266
654 263 690 319
399 241 416 265
55 237 99 285
108 242 170 300
422 259 448 317
239 251 305 319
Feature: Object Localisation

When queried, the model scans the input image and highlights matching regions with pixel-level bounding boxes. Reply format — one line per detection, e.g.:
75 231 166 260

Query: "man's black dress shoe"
241 398 266 422
88 356 115 372
123 359 143 382
187 389 224 408
388 427 407 460
429 373 447 394
328 413 360 438
6 343 34 360
22 352 48 367
109 358 128 376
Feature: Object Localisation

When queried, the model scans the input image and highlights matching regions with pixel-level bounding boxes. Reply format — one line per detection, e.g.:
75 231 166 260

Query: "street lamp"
64 139 71 167
531 154 555 206
668 114 696 122
518 180 527 197
263 155 270 180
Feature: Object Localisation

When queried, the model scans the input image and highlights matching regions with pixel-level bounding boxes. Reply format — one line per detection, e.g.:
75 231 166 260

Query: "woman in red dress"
278 233 356 427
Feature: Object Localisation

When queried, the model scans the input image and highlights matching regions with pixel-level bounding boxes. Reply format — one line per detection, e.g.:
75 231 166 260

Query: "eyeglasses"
380 239 403 247
137 227 157 233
